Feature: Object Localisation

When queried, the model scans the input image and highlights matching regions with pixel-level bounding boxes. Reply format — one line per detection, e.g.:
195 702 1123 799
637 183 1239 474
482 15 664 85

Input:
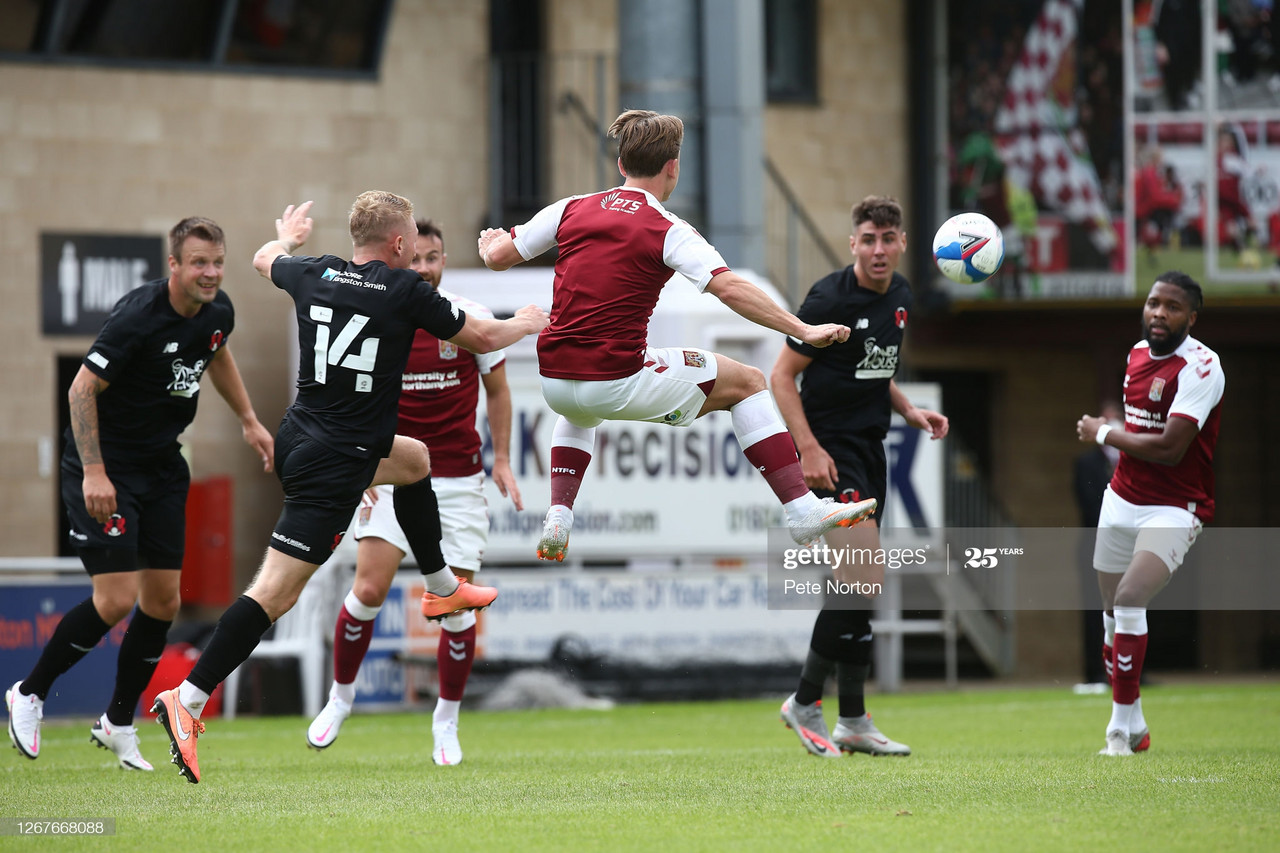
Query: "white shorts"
540 346 718 429
354 475 489 571
1092 486 1203 574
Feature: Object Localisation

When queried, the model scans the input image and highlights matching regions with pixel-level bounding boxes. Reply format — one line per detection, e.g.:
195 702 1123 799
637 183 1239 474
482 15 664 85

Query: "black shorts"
270 416 380 563
810 432 887 522
61 448 189 574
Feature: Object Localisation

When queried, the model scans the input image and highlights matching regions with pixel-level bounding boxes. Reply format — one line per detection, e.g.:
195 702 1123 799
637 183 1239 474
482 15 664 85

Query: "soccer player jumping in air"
478 109 877 562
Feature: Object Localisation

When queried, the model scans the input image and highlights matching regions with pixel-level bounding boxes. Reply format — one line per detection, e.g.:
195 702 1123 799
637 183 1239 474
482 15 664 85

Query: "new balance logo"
855 318 870 329
164 342 179 353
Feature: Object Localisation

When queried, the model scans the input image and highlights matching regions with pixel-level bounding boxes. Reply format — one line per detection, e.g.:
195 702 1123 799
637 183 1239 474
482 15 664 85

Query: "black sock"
837 663 871 719
107 608 171 726
837 612 873 718
798 608 872 709
796 647 834 706
393 476 446 575
187 596 273 695
796 608 858 704
22 597 112 700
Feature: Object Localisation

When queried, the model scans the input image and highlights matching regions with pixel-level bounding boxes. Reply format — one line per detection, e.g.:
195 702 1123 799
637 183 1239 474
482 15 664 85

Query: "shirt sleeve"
83 296 144 382
463 301 505 373
662 218 729 292
269 254 316 295
512 197 572 261
408 278 468 340
1169 349 1225 428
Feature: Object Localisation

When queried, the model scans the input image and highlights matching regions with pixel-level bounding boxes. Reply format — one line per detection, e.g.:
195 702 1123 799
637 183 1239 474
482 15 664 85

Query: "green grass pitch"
4 683 1277 851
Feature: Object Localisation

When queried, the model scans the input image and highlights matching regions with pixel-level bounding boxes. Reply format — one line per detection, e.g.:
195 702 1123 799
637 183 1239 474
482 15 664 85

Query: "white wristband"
1095 423 1112 446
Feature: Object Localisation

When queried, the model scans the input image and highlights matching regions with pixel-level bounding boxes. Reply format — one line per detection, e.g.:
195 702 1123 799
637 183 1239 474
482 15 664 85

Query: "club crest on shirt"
895 307 908 329
1148 377 1165 402
682 350 706 369
439 340 458 360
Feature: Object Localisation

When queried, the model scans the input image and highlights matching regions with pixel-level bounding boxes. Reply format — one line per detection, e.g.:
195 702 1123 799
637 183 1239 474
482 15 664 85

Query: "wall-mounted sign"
41 233 164 336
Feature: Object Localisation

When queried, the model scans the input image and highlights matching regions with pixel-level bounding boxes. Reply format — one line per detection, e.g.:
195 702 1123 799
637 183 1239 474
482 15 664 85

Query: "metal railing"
488 52 840 306
762 157 843 306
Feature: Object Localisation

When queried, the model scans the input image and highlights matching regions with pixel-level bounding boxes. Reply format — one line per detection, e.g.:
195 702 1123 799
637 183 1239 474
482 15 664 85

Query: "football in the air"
932 212 1005 284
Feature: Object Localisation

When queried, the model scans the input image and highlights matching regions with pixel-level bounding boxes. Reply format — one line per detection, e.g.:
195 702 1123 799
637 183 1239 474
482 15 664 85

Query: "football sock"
333 590 380 687
422 567 460 598
1110 606 1148 729
795 647 832 706
797 608 867 704
186 595 274 711
1102 611 1116 686
393 477 446 575
177 682 210 717
21 596 112 700
434 698 462 727
436 619 477 703
732 391 811 506
1130 697 1148 733
550 418 595 510
837 662 872 720
107 607 171 726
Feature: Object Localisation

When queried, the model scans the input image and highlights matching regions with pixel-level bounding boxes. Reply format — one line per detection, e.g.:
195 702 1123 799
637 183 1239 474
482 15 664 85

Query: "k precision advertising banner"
765 526 1280 611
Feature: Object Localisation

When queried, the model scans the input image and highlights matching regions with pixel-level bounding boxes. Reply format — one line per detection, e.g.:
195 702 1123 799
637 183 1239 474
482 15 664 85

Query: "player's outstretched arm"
449 304 549 354
253 201 314 279
205 346 274 472
706 272 850 348
478 228 524 271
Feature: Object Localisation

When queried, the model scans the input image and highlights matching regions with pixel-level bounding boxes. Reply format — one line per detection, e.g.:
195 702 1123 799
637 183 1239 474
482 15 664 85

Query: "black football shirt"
75 278 235 464
786 268 914 441
271 254 467 459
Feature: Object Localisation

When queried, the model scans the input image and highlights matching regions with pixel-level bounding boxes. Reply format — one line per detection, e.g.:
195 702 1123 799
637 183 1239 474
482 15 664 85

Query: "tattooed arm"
68 365 116 524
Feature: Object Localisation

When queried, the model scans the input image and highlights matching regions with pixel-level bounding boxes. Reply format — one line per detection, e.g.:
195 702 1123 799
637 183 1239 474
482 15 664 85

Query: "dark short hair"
851 196 904 231
169 217 224 261
1155 269 1203 313
416 219 443 246
608 109 684 178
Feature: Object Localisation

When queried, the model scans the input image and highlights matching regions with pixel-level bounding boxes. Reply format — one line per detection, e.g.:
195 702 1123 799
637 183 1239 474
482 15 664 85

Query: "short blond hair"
349 191 414 247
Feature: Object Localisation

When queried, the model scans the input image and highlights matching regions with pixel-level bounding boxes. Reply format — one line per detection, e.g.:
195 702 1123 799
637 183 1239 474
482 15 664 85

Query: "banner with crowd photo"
943 0 1124 300
1129 0 1280 295
942 0 1280 301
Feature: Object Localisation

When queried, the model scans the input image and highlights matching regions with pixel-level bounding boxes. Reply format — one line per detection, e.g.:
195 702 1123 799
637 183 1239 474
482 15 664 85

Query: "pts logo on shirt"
600 192 642 214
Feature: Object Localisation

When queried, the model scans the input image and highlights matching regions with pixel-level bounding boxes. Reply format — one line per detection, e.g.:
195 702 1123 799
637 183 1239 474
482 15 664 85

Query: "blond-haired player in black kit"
771 197 948 758
150 193 547 783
